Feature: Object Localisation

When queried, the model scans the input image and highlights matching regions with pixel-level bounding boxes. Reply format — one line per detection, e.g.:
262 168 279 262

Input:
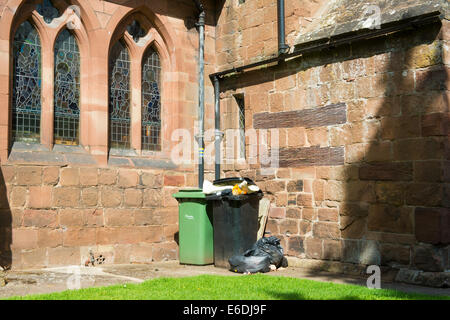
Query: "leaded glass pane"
12 20 42 143
109 40 131 149
237 96 246 159
54 29 80 145
141 47 161 151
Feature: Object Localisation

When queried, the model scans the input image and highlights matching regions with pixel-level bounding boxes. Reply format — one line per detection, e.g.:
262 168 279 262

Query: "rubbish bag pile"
229 236 288 274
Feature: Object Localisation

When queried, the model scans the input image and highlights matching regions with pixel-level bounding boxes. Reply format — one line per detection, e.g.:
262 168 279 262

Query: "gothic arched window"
12 20 42 143
54 29 80 145
109 40 131 149
141 47 161 151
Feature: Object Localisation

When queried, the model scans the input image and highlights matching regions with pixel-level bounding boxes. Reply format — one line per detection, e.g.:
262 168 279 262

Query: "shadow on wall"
339 22 449 273
0 167 12 270
221 20 449 275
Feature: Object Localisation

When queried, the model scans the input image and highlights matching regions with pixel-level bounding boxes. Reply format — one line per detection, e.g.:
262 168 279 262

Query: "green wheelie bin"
172 189 213 265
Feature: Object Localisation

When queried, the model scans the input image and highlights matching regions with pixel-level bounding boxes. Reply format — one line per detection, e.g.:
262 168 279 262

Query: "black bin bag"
228 236 288 274
252 236 287 268
228 252 271 274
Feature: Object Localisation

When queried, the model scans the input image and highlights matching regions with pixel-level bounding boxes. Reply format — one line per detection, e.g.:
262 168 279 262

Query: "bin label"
185 214 194 220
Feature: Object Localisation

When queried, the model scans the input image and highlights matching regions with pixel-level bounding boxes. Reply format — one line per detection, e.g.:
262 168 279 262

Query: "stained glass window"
109 40 131 149
141 47 161 151
127 20 146 43
36 0 60 24
12 20 42 143
54 29 80 145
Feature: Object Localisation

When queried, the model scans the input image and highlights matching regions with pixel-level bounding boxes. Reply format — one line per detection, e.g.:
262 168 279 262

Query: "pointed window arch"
109 39 131 149
141 46 161 151
12 20 42 143
54 29 80 145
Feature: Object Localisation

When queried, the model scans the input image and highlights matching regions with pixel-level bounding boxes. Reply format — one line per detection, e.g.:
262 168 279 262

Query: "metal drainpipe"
193 2 206 188
213 76 222 181
208 14 442 181
277 0 290 55
210 0 288 181
210 1 289 181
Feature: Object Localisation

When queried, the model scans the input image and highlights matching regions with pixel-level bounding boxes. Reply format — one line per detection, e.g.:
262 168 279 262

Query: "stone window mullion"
40 36 54 148
130 47 142 152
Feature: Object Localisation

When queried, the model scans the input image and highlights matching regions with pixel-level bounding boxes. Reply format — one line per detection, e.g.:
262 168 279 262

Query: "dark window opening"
235 94 246 159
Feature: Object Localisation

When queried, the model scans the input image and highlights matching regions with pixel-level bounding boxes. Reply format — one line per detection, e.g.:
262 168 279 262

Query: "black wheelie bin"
206 178 263 268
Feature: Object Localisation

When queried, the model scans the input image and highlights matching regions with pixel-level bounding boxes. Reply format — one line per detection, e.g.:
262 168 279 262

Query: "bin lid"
205 189 263 201
213 177 256 186
172 188 206 199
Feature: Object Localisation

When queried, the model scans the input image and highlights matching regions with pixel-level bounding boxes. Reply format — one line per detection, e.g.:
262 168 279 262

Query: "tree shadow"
341 21 449 273
0 167 12 270
298 19 449 281
264 289 364 300
263 290 306 300
219 15 448 283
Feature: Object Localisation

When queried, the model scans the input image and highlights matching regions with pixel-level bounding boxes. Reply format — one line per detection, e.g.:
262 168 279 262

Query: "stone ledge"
7 143 180 170
395 268 450 288
286 256 387 278
8 142 95 166
108 156 177 170
287 257 450 288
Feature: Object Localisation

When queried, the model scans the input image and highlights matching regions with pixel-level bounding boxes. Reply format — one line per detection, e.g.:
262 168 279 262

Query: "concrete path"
0 261 449 299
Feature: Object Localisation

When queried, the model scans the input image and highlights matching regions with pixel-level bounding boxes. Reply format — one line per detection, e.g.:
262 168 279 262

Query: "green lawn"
7 274 449 300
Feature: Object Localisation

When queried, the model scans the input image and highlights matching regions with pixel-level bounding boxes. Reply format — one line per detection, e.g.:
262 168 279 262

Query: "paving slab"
0 261 449 299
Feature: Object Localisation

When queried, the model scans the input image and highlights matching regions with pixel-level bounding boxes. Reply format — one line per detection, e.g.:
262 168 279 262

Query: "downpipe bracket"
194 134 204 145
215 130 224 141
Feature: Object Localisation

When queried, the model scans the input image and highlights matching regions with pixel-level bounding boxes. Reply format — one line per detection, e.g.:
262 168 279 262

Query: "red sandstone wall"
0 0 217 269
0 0 218 163
0 164 194 268
215 0 326 71
0 0 449 273
215 1 450 272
